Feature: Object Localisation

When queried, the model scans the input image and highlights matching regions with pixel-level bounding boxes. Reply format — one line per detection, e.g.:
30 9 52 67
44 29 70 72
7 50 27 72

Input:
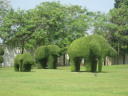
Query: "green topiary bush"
14 53 34 72
35 46 48 69
35 45 61 69
47 45 61 69
68 35 116 72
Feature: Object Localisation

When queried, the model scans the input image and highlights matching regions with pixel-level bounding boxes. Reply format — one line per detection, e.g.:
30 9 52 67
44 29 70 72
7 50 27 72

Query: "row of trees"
0 0 128 65
0 2 89 53
92 0 128 64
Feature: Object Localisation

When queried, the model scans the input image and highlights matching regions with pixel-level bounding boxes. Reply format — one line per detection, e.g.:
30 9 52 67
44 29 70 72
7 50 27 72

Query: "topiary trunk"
47 55 57 69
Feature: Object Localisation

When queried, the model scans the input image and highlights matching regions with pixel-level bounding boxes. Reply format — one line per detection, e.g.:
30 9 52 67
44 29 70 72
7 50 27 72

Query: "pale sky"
11 0 115 13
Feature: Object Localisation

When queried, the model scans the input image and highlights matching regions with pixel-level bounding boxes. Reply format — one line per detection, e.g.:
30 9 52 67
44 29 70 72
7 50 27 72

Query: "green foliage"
0 47 4 66
35 46 48 69
0 56 3 63
47 45 61 69
47 55 57 69
0 47 4 55
109 3 128 64
35 45 60 69
68 35 116 72
0 2 89 53
14 54 21 71
14 53 34 72
47 45 61 56
114 0 128 8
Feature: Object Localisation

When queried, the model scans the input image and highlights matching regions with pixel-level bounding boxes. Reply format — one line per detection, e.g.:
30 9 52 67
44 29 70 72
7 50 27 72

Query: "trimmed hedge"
14 53 34 72
35 45 61 69
68 35 116 72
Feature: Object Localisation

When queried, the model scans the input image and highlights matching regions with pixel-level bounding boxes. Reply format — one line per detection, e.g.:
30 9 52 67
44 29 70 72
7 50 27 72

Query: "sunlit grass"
0 65 128 96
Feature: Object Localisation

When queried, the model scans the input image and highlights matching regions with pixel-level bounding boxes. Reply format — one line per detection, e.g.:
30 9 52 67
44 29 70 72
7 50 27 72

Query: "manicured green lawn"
0 65 128 96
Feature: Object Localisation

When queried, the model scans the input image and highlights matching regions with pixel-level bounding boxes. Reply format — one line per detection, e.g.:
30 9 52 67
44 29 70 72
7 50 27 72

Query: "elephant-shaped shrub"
0 47 4 67
68 35 116 72
35 45 61 69
14 53 34 72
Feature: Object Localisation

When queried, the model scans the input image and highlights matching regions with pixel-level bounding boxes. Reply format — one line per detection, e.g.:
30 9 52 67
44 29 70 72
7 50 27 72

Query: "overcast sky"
11 0 115 13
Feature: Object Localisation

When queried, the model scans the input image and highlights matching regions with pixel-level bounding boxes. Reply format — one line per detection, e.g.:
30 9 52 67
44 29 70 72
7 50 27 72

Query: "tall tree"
114 0 128 8
109 3 128 64
0 9 36 53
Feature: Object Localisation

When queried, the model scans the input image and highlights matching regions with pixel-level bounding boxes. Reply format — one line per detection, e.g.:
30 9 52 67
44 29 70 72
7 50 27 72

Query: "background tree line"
0 0 128 65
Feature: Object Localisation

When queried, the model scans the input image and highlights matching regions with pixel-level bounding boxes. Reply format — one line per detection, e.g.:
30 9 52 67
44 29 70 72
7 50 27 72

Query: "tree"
114 0 128 8
109 3 128 64
31 2 89 47
0 9 36 53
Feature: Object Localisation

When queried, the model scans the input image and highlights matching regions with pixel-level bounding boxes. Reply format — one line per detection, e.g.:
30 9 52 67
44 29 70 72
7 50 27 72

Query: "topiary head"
35 46 49 61
106 46 117 57
47 45 61 56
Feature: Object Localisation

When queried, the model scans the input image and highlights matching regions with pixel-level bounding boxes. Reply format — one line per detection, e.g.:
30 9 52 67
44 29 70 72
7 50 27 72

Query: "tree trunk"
123 54 125 64
63 54 65 66
117 42 120 64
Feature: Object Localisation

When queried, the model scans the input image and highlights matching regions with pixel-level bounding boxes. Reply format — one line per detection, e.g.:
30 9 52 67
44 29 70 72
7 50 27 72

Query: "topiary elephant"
68 35 116 72
14 53 34 72
35 45 61 69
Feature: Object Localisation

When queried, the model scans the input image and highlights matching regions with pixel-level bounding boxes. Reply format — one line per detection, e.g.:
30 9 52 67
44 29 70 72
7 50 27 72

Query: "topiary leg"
70 58 76 72
98 58 103 72
47 55 55 69
74 57 81 72
70 57 81 72
91 58 97 72
85 58 91 72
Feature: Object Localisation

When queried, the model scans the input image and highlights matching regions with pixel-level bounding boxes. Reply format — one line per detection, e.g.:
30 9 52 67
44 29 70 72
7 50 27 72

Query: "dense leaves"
14 53 34 72
68 35 116 72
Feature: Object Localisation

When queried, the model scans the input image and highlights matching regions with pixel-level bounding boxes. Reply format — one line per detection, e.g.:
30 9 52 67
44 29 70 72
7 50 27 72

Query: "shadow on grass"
73 71 109 73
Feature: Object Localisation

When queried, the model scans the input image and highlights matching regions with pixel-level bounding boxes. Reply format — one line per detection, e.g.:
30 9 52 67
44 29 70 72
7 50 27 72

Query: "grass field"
0 65 128 96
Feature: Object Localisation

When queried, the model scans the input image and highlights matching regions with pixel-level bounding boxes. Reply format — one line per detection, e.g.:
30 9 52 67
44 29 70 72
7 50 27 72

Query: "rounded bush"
14 53 34 72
